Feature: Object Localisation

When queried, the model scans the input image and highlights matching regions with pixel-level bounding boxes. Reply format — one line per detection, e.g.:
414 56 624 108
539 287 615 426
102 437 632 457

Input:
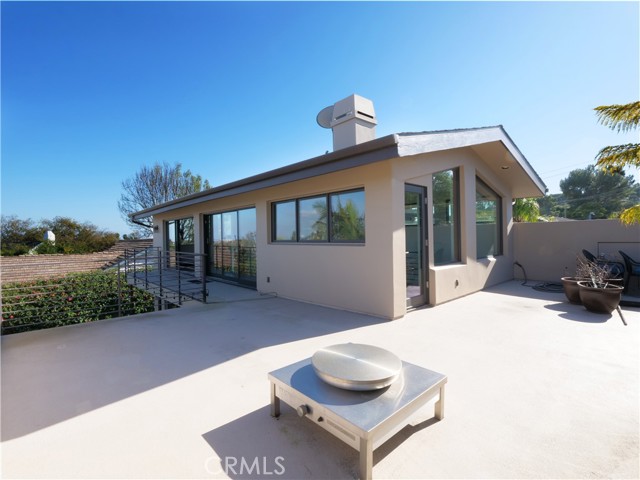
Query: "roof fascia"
132 135 400 220
397 126 547 195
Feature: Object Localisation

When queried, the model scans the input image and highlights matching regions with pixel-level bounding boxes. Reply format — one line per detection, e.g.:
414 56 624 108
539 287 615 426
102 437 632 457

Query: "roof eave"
397 126 547 197
132 134 400 220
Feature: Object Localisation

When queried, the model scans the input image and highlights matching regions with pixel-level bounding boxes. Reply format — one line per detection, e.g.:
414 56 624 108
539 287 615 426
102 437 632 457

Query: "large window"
272 189 365 243
299 196 328 241
274 201 296 241
476 178 502 258
432 169 460 265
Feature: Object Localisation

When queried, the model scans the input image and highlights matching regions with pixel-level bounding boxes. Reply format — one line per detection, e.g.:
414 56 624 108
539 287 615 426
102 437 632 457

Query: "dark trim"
133 135 399 220
133 125 546 220
432 168 461 266
475 176 503 258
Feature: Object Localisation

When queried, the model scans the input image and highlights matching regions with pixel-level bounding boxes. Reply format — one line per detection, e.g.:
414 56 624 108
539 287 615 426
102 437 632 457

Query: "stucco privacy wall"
153 161 398 319
513 219 640 282
392 148 516 306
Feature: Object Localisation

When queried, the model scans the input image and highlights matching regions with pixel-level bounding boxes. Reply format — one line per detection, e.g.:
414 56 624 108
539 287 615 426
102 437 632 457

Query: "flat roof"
132 126 546 220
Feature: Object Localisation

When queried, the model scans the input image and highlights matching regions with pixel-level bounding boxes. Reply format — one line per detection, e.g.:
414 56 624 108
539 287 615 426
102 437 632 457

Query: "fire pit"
268 344 447 480
311 343 402 391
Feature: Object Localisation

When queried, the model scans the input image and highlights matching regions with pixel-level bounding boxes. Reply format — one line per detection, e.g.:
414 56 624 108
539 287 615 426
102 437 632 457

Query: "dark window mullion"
327 193 333 243
297 199 301 242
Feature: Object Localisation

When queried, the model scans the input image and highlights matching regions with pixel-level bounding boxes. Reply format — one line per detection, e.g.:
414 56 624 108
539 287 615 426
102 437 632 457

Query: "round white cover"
311 343 402 391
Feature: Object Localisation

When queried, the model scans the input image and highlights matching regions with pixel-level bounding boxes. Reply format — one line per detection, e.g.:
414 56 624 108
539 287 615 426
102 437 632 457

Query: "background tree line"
1 216 119 256
517 100 639 223
535 165 639 220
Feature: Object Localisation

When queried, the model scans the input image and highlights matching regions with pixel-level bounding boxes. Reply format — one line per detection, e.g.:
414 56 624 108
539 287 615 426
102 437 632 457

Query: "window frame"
298 195 328 243
271 188 365 244
165 216 194 252
432 168 461 266
475 177 503 258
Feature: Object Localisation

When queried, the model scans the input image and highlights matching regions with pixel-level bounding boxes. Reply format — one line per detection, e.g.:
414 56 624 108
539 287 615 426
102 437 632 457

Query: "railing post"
144 248 148 290
117 256 122 317
158 247 163 299
132 248 137 285
177 252 182 305
201 253 207 302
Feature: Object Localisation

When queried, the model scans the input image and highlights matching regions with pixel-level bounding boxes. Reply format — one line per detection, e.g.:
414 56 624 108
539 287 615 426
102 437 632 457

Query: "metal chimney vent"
317 94 377 151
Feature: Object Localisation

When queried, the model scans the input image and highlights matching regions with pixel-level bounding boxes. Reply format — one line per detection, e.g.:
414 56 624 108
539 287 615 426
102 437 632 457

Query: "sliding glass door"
204 208 256 287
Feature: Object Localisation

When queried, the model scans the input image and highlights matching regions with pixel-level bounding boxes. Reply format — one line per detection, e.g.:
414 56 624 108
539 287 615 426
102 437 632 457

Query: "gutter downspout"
129 216 154 230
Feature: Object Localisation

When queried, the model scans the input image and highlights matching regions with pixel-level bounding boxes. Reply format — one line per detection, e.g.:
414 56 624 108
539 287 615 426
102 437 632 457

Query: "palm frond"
619 205 640 225
513 198 540 222
594 101 640 133
595 143 640 172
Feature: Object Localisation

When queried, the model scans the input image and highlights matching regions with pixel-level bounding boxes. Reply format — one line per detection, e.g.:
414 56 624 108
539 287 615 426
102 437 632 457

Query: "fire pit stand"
268 355 446 480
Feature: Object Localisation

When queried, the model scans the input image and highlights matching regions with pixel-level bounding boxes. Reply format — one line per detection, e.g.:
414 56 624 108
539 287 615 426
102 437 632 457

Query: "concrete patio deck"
1 281 638 479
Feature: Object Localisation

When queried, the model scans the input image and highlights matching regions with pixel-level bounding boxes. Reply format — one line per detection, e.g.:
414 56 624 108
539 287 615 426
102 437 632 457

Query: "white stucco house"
132 94 546 319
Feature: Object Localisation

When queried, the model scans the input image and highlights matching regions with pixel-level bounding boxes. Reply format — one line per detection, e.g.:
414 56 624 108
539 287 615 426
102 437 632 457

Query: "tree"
536 193 568 218
118 162 211 234
559 165 639 220
1 215 118 256
39 217 119 254
594 101 640 224
1 215 43 256
513 198 540 222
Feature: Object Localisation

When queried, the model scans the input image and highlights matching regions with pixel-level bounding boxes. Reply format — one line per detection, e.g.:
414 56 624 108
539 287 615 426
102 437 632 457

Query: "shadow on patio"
2 281 638 479
1 290 384 442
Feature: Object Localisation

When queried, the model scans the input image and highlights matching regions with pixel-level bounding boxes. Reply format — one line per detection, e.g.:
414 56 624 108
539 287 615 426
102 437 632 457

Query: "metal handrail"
1 257 155 335
121 247 208 304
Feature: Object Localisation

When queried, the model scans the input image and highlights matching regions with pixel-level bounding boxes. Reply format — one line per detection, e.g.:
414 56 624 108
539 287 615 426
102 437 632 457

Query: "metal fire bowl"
311 343 403 391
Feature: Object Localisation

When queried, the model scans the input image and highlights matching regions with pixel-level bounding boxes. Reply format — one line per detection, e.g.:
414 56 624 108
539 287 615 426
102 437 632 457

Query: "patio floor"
1 281 638 479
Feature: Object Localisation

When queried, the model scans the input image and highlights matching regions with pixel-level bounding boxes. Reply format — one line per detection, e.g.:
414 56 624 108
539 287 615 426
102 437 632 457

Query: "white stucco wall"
392 148 516 307
513 219 640 282
153 162 398 319
150 146 524 319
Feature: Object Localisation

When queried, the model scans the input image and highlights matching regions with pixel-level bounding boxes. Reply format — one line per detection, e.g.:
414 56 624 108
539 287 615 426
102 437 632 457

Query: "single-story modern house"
132 94 546 319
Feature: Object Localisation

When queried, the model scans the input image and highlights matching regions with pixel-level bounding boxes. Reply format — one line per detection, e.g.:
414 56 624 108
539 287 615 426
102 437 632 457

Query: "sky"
2 1 639 236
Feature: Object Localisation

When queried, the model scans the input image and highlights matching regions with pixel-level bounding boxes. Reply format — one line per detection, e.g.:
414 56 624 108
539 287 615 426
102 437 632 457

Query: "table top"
311 343 403 391
269 357 446 433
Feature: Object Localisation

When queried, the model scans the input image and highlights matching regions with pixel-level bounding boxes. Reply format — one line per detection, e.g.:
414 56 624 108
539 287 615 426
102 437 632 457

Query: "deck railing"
0 256 155 335
120 247 208 304
208 245 257 286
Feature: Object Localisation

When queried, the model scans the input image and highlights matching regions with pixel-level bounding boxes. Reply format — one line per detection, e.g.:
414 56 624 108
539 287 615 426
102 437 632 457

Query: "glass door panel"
405 184 428 307
238 208 257 282
204 208 256 287
221 211 238 279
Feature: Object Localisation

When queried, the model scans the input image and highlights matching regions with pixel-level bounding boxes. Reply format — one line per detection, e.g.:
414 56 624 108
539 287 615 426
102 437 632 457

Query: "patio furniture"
582 249 597 263
269 354 447 480
619 250 640 294
581 249 625 279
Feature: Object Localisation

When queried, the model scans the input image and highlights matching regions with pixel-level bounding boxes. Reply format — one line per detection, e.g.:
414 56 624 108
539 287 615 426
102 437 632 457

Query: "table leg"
270 382 280 418
435 385 445 420
359 437 373 480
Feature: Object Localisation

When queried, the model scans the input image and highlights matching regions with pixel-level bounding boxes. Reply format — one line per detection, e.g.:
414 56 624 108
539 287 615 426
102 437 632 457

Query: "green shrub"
1 271 155 335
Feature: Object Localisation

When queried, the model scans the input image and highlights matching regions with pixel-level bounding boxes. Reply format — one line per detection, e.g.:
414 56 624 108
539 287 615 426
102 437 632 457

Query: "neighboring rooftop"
0 239 152 284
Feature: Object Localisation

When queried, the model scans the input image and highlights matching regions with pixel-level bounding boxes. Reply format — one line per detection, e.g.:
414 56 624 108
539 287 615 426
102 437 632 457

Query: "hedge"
1 270 155 335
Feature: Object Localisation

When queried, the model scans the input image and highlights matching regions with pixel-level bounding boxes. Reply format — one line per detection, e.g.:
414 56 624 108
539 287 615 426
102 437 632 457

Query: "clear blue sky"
2 1 638 236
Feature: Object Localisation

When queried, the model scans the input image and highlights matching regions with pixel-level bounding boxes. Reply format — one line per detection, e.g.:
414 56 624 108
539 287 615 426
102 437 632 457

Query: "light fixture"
500 165 510 170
